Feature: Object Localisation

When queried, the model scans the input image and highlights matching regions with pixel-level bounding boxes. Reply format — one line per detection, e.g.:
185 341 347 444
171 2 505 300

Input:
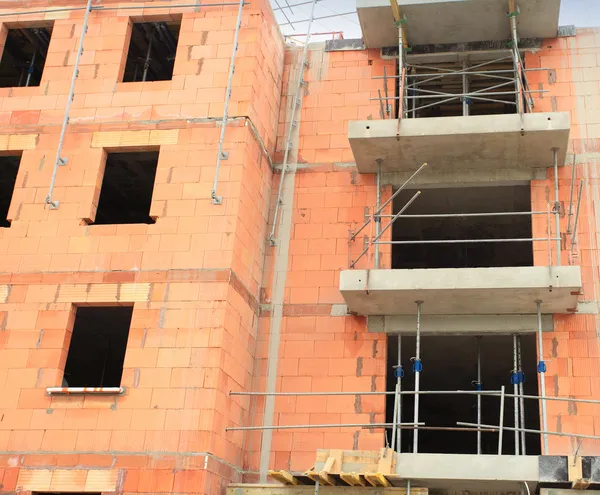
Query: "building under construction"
0 0 599 494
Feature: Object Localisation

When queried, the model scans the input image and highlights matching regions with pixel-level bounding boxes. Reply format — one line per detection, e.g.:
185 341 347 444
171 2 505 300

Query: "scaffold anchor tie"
537 361 547 373
411 357 422 373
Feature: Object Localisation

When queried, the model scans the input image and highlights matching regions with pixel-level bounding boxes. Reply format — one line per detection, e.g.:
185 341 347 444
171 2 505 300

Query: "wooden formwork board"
228 485 427 495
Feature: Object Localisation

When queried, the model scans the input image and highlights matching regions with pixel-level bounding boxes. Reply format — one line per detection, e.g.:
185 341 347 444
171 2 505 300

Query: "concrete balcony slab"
339 266 582 316
348 113 570 173
357 0 561 48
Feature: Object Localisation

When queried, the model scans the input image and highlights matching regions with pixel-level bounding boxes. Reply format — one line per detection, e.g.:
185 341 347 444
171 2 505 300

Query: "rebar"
211 0 244 205
45 0 93 210
553 148 562 265
498 385 505 455
459 422 600 441
413 301 423 453
567 154 577 234
572 179 584 247
376 162 427 216
373 191 421 244
537 300 549 454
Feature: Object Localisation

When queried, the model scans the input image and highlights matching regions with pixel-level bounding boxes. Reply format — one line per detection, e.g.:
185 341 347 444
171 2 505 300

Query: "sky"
269 0 600 42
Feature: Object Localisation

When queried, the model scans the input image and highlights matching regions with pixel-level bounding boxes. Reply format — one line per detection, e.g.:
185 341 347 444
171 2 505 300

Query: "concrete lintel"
349 113 571 174
357 0 560 48
340 266 582 316
368 314 555 334
382 168 547 187
395 453 539 482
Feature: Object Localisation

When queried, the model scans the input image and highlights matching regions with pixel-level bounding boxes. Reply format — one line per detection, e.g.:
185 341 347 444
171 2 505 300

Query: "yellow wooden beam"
389 0 408 47
268 470 299 486
339 472 367 487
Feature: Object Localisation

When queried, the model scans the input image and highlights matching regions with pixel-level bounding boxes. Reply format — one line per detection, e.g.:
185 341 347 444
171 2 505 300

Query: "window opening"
63 306 133 388
0 155 21 227
386 334 541 455
0 26 52 87
122 21 180 82
92 151 158 225
392 185 533 269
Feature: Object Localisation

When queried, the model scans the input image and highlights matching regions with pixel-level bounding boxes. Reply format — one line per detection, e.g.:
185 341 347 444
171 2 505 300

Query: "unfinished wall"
528 28 600 455
0 0 284 494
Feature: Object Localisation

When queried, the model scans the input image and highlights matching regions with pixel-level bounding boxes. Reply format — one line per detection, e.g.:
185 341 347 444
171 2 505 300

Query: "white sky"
269 0 600 42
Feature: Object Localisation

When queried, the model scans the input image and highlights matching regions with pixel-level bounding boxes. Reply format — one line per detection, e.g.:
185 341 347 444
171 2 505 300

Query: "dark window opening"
392 185 533 269
0 26 52 88
63 306 133 388
397 59 520 118
92 151 158 225
0 155 21 228
122 21 180 82
386 334 541 455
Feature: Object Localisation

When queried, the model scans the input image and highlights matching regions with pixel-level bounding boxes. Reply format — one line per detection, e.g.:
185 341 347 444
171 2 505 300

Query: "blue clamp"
538 361 547 373
28 66 34 74
412 358 423 373
394 365 404 378
510 371 518 385
472 380 482 391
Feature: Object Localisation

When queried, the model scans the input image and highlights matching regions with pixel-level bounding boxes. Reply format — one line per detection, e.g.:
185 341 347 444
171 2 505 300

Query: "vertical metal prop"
211 0 244 205
572 179 584 248
142 28 155 82
398 21 404 118
413 301 423 453
476 336 482 454
45 0 93 209
268 0 317 241
508 0 523 114
375 161 382 268
537 300 549 454
25 47 37 87
513 334 520 455
553 148 561 265
462 60 469 116
391 382 399 451
498 385 506 455
517 335 526 454
397 334 402 451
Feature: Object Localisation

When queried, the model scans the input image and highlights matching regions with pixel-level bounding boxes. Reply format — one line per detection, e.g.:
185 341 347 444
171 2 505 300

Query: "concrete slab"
368 313 555 334
357 0 561 48
339 266 582 315
349 113 570 173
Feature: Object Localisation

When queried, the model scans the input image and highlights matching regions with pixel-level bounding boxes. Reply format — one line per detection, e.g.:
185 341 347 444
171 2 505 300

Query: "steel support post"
508 0 523 114
553 148 562 265
462 60 469 116
498 385 506 455
141 28 155 82
398 20 404 118
513 334 520 455
517 335 526 454
397 334 402 452
45 0 93 209
567 155 577 234
476 336 482 454
413 301 423 453
25 47 37 87
537 300 549 453
391 382 400 451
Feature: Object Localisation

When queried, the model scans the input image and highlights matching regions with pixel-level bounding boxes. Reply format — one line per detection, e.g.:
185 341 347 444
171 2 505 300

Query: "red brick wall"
528 28 600 455
0 0 284 493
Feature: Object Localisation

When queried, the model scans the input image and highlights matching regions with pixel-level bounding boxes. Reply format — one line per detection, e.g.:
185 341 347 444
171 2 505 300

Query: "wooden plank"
567 456 590 489
305 471 335 486
364 473 392 488
339 473 367 487
268 470 299 486
377 448 394 475
227 485 427 495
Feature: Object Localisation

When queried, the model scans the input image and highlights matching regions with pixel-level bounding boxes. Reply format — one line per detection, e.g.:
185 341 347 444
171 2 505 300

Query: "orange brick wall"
0 0 284 493
528 28 600 455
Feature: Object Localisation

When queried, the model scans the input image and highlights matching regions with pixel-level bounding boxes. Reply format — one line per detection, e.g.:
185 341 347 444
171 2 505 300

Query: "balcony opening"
122 20 180 82
391 185 533 269
0 155 20 227
63 306 133 388
0 26 52 88
399 58 520 118
386 334 541 455
91 151 158 225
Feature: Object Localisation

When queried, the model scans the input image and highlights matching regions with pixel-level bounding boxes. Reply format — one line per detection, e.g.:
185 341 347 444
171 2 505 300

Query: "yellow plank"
268 470 299 486
364 473 392 488
339 473 366 487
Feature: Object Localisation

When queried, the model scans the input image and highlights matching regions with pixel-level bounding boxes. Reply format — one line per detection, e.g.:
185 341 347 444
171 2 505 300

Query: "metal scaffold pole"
269 0 317 244
45 0 93 209
507 0 523 114
211 0 244 205
537 300 549 453
512 334 520 455
396 335 403 451
476 336 482 454
517 335 526 454
553 148 562 265
413 301 423 453
375 160 382 268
